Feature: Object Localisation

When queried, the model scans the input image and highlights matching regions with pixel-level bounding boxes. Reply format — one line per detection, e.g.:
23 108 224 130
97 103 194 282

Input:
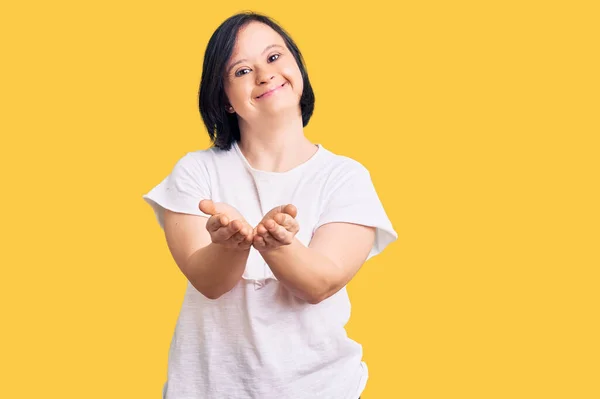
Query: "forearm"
259 238 341 304
184 243 249 299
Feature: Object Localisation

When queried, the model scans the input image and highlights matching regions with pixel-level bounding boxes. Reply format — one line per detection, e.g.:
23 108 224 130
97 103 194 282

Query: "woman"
143 11 397 399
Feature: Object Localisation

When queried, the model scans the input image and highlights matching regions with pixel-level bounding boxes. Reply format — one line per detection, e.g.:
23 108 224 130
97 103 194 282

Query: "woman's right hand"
199 200 254 250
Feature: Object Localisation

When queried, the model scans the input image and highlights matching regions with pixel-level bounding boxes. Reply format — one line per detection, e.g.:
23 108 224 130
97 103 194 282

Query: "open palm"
199 200 254 250
253 204 299 251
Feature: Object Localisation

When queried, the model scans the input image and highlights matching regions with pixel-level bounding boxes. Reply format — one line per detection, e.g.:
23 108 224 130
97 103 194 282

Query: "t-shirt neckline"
232 140 323 177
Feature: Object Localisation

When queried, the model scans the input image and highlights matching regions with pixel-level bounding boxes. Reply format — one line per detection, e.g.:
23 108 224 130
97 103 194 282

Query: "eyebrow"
226 44 284 75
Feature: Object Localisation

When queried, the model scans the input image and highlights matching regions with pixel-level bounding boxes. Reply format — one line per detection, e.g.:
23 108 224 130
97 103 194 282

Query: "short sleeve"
314 163 398 260
142 153 211 229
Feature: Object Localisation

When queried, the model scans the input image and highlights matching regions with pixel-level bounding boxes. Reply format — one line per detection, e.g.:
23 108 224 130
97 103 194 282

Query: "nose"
255 67 275 85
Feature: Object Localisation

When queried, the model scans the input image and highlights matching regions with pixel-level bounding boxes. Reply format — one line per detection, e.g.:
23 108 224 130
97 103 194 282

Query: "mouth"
256 82 287 99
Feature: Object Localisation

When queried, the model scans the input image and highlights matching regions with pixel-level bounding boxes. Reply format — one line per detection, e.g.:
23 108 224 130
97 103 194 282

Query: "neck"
237 112 316 173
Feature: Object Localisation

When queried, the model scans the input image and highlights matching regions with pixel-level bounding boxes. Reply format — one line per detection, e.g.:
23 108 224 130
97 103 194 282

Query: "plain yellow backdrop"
1 0 598 398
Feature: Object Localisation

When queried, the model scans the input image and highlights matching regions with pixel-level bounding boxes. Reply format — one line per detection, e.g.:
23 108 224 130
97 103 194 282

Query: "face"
223 21 304 122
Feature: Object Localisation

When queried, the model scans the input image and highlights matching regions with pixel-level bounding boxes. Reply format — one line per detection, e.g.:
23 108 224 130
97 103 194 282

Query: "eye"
268 53 281 62
234 68 251 77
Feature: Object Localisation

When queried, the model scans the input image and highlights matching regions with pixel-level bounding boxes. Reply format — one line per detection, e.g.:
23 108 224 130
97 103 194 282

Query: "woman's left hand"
253 204 299 251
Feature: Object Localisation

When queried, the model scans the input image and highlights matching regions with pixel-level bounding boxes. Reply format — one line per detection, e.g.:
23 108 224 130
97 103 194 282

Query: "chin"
265 101 299 114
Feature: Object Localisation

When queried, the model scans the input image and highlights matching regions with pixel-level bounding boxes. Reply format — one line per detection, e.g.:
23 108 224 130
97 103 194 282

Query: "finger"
264 219 276 231
263 233 278 247
199 199 217 216
207 214 229 232
242 229 254 245
264 204 293 219
263 205 283 219
213 227 235 242
264 218 279 233
225 219 243 237
253 235 266 250
274 213 299 232
282 204 297 218
259 228 269 238
256 223 268 236
273 213 286 225
231 224 250 243
267 222 290 243
231 231 247 244
213 219 241 242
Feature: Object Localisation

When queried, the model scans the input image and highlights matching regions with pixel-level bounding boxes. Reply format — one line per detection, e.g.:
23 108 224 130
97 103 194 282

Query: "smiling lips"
256 82 287 99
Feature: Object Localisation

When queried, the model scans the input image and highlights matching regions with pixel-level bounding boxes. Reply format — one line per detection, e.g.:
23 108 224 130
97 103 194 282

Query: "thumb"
282 204 298 219
199 199 216 216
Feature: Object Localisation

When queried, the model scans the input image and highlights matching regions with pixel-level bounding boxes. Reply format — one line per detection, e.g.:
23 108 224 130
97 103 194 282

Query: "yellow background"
1 0 598 398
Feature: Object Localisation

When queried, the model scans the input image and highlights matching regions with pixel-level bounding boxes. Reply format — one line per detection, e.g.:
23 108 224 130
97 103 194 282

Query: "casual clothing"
144 141 397 399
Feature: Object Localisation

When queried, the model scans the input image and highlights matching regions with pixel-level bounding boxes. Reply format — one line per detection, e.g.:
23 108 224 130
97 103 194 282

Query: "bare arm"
254 208 375 304
163 202 254 299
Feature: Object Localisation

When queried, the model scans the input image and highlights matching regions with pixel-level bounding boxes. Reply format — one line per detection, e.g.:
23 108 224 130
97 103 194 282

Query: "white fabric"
143 141 397 399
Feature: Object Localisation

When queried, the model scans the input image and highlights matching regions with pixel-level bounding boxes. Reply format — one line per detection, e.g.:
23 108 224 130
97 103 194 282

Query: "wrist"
211 242 251 254
257 237 298 255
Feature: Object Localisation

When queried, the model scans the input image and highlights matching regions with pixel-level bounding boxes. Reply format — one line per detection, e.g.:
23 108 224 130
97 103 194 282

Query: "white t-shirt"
143 141 397 399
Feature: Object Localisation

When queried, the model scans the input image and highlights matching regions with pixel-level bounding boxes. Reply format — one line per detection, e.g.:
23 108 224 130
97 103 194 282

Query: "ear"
225 104 235 114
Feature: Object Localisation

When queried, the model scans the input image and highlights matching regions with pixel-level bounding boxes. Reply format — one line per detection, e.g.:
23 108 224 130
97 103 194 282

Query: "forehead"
230 21 286 56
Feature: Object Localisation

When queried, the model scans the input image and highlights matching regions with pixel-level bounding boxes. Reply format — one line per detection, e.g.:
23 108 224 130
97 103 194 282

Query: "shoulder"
182 145 231 163
316 146 372 183
173 145 235 173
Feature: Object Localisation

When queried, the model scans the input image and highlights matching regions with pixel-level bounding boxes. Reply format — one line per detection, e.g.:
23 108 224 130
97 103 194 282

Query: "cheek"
296 73 304 94
223 84 234 104
225 83 251 106
284 64 304 94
